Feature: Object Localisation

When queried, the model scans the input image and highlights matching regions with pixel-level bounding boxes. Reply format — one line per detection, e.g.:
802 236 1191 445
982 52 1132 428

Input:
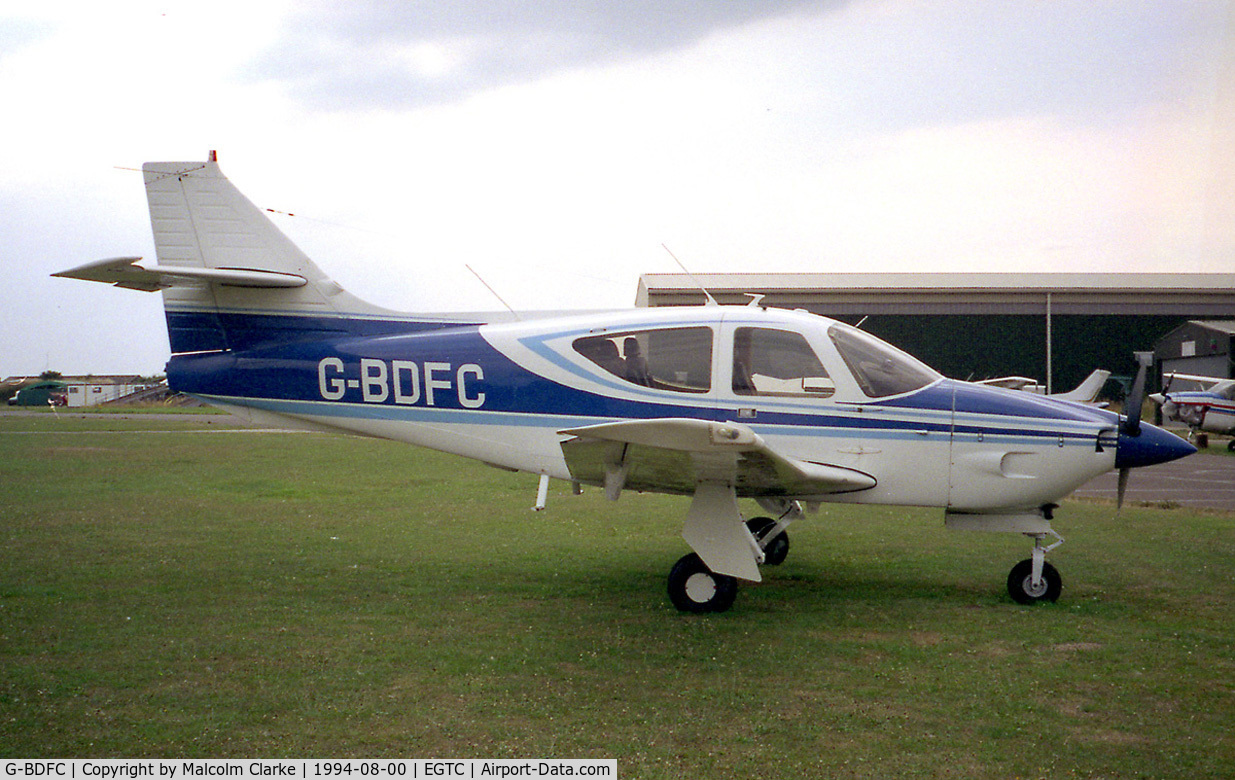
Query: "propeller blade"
1116 467 1130 510
1121 352 1153 436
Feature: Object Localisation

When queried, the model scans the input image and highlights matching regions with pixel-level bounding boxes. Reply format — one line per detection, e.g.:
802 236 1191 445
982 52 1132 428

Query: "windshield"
828 323 940 398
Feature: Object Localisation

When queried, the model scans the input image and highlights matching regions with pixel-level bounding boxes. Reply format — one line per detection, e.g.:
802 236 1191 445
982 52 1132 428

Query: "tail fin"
1052 369 1112 404
147 153 413 354
57 152 467 355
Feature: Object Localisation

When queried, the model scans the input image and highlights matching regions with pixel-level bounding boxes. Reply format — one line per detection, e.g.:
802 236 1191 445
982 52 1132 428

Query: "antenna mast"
661 244 718 307
465 264 522 321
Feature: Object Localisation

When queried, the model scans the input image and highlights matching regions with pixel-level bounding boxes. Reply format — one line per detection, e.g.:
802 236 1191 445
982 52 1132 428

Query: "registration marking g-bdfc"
318 358 485 408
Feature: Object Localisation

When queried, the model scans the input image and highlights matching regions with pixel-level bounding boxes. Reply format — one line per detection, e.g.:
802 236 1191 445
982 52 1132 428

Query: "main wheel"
1006 559 1062 604
667 553 738 613
746 517 790 566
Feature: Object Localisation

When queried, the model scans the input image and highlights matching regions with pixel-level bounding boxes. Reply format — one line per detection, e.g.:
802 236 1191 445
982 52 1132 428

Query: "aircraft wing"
53 257 308 292
1165 372 1235 394
976 376 1039 391
558 418 876 499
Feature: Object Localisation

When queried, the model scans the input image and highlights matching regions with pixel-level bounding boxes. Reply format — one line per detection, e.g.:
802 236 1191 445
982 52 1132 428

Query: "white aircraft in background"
54 154 1196 612
977 369 1111 405
1151 373 1235 451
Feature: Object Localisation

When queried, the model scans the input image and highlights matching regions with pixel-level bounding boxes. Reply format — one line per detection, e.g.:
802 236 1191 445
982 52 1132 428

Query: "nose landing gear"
1007 530 1064 604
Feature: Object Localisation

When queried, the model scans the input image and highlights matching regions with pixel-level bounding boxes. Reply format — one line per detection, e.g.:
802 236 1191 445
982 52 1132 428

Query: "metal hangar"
635 272 1235 395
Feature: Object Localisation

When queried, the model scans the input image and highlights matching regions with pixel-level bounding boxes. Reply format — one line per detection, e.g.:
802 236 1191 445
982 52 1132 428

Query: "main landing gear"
667 513 794 613
667 553 738 613
746 516 790 566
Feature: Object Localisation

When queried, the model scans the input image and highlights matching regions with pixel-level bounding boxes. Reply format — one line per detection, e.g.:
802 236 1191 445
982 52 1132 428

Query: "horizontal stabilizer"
53 257 308 292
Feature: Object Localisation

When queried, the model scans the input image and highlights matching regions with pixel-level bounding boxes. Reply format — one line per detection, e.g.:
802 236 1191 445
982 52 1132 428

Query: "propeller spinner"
1114 352 1195 507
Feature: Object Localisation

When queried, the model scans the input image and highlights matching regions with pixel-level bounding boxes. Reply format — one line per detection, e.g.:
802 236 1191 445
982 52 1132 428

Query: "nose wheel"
1007 531 1064 604
1007 559 1062 603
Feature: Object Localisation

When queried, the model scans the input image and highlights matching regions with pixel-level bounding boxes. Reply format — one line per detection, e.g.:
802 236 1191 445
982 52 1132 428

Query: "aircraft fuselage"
167 306 1174 514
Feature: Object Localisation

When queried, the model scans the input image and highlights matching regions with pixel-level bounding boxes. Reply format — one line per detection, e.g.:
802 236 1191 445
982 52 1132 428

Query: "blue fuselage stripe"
167 321 1117 448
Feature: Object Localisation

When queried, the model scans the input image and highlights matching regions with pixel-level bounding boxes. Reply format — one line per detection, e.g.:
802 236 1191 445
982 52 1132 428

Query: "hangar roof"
636 272 1235 316
1191 320 1235 335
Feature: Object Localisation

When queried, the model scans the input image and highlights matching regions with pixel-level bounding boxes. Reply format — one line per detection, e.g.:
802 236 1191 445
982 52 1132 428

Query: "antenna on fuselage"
661 244 718 307
465 264 522 322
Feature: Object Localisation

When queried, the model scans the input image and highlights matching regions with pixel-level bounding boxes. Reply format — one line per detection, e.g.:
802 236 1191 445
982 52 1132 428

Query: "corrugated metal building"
1154 321 1235 380
636 273 1235 394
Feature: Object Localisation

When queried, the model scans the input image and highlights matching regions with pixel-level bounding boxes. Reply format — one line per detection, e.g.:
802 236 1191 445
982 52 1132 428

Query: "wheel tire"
667 553 738 613
746 517 790 566
1227 439 1234 452
1007 559 1062 605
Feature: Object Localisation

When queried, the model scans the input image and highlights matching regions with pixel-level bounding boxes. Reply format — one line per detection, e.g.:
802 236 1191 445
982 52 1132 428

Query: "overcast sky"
3 1 1233 376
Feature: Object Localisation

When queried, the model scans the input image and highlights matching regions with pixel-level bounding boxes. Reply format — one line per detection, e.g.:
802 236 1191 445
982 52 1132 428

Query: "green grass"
7 402 219 415
1 416 1233 777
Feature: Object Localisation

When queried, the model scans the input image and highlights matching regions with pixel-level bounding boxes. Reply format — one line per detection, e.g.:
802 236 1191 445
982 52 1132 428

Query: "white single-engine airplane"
1151 373 1235 450
55 154 1196 612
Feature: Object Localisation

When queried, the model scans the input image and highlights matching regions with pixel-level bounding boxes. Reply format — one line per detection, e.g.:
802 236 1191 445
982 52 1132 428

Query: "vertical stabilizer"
54 153 482 356
141 155 447 354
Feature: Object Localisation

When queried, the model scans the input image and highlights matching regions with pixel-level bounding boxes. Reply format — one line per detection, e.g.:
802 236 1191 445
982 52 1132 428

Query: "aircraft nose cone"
1115 422 1197 469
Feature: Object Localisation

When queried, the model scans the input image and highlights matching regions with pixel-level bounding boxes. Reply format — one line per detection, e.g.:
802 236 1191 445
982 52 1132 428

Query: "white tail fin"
1052 369 1111 403
57 153 478 354
144 156 392 319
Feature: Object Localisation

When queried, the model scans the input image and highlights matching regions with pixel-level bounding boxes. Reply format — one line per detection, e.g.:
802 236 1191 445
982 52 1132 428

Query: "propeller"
1116 351 1154 509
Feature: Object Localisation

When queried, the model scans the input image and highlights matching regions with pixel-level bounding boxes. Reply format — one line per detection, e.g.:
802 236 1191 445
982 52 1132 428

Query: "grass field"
1 414 1233 777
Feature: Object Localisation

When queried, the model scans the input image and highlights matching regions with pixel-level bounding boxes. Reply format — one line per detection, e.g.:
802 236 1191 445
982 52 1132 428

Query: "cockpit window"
828 323 939 398
733 327 834 398
573 326 713 393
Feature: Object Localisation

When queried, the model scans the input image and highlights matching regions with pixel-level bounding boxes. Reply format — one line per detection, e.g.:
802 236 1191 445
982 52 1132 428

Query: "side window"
573 327 713 393
732 327 834 398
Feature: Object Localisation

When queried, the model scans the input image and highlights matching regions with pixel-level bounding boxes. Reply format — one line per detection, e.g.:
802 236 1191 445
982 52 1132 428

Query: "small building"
1154 321 1235 381
60 376 157 408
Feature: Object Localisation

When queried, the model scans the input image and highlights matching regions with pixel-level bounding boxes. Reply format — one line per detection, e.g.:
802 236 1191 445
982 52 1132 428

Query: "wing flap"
559 418 875 497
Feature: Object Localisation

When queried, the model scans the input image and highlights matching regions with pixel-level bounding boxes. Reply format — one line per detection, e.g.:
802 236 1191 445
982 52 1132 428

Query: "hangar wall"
844 314 1187 392
637 273 1235 397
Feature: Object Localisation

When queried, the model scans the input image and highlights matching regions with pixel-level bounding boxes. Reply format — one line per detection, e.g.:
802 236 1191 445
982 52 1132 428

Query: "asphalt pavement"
1073 449 1235 512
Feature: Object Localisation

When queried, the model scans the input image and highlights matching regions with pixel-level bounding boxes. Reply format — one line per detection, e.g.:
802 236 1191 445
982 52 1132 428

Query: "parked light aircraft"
977 369 1111 405
1151 373 1235 450
54 154 1197 612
